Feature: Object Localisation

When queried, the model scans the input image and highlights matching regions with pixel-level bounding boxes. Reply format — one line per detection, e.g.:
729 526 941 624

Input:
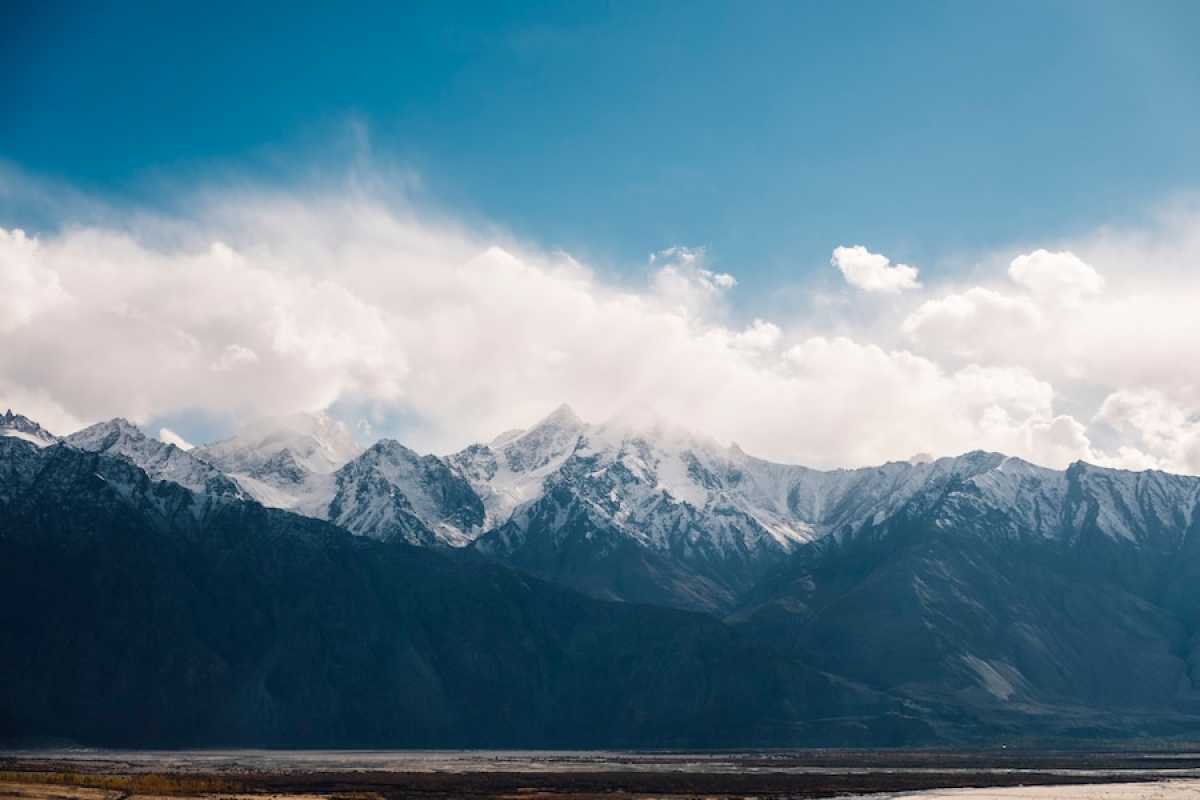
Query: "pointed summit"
0 410 58 448
517 403 585 445
534 403 583 430
191 411 361 511
66 418 146 451
493 404 587 483
65 417 244 497
195 411 361 477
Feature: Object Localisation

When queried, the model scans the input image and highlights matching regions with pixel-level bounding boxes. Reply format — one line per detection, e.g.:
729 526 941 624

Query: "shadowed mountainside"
0 437 919 747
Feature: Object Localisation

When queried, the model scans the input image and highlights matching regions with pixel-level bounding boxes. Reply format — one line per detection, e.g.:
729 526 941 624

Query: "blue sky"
3 2 1200 472
6 1 1200 304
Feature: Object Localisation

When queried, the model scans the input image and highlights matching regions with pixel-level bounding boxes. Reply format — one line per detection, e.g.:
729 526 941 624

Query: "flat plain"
5 750 1200 799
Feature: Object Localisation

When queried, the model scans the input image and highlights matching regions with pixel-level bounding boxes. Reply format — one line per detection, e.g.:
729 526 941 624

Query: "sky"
2 2 1200 473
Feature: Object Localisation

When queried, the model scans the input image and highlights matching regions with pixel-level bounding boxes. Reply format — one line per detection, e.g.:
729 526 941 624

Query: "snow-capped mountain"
1 428 893 750
326 438 486 546
0 409 58 448
449 403 588 526
773 449 1200 549
192 411 360 512
65 418 246 498
0 423 232 525
210 402 1196 609
310 403 589 547
735 454 1200 721
459 408 1200 610
7 403 1200 614
470 409 821 609
7 404 1200 742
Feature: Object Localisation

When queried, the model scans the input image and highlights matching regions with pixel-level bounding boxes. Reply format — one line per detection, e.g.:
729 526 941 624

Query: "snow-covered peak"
325 439 487 547
450 404 588 524
197 411 360 476
64 417 144 451
488 403 580 446
65 417 245 499
0 410 59 448
502 404 585 468
191 411 359 511
1060 460 1200 544
539 402 583 428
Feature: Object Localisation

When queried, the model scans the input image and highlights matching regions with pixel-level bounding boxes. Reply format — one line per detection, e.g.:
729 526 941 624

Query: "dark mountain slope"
473 483 746 614
0 438 915 747
736 467 1200 738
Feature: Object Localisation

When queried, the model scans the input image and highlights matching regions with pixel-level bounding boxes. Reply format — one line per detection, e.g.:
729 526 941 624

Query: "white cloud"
0 228 69 332
733 319 782 351
158 427 195 450
1007 248 1105 304
776 338 1083 467
1093 389 1200 474
650 246 737 316
832 245 921 293
901 287 1043 361
1 177 1198 475
211 343 261 372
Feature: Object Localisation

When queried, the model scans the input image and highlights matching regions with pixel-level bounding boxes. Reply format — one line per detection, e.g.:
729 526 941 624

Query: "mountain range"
4 404 1200 746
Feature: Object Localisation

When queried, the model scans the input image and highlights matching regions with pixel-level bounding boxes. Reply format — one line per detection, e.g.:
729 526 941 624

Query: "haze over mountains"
4 404 1200 746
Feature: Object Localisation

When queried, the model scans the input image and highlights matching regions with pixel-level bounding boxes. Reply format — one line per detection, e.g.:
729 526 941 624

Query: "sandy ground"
877 780 1200 798
6 751 1200 800
5 779 1200 800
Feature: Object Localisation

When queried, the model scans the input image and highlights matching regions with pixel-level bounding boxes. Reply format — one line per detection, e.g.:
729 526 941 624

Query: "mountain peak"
103 417 144 437
62 416 245 499
364 437 422 461
197 410 361 477
500 404 585 473
535 403 583 430
65 417 148 451
0 410 59 448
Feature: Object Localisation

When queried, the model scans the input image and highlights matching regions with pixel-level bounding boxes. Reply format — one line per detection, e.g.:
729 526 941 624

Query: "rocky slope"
65 418 246 498
0 410 58 448
47 406 1200 617
0 434 906 747
192 412 360 513
326 438 486 546
5 406 1200 742
734 457 1200 737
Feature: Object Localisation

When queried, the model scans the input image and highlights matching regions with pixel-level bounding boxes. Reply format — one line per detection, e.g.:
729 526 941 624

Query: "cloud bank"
1 174 1198 474
832 244 921 292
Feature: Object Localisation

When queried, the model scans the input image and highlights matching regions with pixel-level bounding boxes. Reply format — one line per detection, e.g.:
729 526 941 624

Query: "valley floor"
4 750 1200 800
873 783 1200 799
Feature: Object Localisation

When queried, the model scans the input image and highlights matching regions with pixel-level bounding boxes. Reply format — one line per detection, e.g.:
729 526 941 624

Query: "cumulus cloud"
1008 248 1105 304
1093 389 1200 474
0 228 68 332
211 343 261 372
776 338 1083 467
901 287 1043 362
733 319 782 351
831 245 921 292
0 175 1198 475
650 246 737 316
